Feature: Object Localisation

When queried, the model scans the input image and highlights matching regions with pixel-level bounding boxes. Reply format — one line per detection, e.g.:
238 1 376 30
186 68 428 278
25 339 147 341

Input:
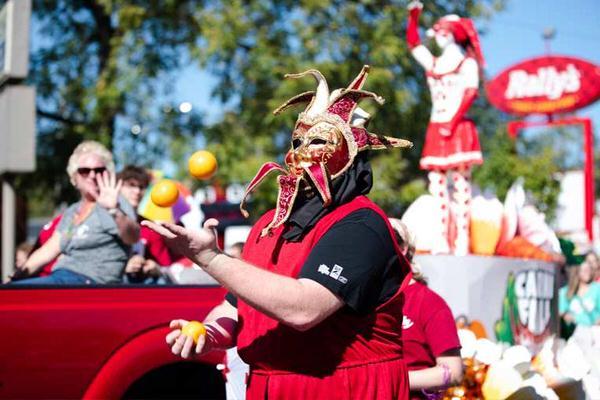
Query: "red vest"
237 196 411 399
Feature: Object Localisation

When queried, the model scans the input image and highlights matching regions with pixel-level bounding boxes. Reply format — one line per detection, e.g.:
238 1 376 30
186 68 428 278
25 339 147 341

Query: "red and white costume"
406 3 485 255
420 58 482 170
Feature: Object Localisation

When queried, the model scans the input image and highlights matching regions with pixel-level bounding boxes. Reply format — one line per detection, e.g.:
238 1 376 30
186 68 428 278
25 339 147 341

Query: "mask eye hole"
309 138 327 146
292 138 303 149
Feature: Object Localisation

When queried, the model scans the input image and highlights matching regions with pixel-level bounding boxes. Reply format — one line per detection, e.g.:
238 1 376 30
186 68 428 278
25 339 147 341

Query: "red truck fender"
83 325 225 399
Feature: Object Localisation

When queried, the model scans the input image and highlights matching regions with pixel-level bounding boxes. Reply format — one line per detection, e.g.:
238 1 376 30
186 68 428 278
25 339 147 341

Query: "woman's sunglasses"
77 167 107 177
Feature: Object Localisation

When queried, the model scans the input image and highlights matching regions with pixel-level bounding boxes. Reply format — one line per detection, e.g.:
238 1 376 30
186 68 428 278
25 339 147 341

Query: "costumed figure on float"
406 1 485 255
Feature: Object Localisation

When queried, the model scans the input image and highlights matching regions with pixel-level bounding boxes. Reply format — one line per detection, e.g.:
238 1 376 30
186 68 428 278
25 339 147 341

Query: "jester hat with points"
240 65 412 236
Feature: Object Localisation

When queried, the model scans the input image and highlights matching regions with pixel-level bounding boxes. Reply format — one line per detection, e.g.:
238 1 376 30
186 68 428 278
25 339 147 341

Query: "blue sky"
171 0 600 163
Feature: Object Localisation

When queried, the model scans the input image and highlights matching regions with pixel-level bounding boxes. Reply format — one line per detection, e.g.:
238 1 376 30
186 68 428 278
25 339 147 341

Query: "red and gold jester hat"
240 65 412 236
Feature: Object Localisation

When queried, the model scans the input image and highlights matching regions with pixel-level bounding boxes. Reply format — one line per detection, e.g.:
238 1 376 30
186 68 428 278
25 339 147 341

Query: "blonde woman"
13 141 139 284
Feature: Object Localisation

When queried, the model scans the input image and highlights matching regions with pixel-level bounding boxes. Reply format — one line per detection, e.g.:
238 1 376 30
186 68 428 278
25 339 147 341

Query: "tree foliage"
472 126 561 220
191 0 504 218
22 0 567 223
22 0 205 213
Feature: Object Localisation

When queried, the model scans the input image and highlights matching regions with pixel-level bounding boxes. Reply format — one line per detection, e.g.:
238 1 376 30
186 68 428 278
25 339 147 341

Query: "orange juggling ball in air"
150 179 179 207
181 321 206 344
188 150 218 180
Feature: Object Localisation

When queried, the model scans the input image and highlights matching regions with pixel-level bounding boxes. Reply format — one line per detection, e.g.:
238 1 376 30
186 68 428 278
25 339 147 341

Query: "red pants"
246 358 409 400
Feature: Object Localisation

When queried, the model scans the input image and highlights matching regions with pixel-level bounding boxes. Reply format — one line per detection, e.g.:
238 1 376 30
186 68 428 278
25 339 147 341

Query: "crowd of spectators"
7 140 600 348
7 140 249 286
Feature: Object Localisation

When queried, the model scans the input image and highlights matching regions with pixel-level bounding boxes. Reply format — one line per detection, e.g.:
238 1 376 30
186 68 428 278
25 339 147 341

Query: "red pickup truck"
0 284 227 399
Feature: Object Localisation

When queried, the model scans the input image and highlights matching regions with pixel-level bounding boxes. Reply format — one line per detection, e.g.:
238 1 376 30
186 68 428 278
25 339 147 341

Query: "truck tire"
122 361 226 399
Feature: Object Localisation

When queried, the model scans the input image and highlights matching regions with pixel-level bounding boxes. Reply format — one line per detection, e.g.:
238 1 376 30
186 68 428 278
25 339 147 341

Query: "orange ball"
150 179 179 207
181 321 206 344
188 150 218 180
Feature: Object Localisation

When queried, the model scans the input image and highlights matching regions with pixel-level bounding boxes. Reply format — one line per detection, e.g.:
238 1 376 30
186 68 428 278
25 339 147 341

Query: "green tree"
22 0 204 214
187 0 504 218
21 0 509 220
472 125 561 220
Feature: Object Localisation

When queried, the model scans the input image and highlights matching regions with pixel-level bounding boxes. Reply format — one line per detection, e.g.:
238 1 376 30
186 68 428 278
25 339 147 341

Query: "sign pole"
507 117 595 242
1 175 15 282
0 0 33 280
584 118 595 241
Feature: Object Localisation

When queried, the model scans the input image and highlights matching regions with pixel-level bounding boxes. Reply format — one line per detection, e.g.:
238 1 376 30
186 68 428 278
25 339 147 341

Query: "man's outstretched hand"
141 218 221 267
166 319 212 359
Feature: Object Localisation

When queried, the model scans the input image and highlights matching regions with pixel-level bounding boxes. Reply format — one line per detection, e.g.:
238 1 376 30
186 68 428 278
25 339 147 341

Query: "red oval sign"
486 55 600 115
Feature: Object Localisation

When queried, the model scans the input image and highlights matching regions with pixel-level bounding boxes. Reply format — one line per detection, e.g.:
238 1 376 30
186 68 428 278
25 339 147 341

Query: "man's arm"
208 256 344 331
143 219 344 332
146 208 400 331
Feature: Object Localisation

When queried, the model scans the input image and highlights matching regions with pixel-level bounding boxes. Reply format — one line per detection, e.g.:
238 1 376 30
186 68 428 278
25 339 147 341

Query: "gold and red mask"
241 65 412 236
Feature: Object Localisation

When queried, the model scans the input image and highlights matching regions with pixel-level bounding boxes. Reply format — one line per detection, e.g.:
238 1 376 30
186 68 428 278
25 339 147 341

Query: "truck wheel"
122 361 226 399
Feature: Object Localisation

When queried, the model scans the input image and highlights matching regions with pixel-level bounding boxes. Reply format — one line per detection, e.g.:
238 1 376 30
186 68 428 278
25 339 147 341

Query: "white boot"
451 169 472 256
428 171 451 254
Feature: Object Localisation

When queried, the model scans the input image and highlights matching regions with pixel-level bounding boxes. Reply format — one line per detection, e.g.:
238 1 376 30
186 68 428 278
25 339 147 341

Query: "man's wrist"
201 251 227 270
204 318 236 349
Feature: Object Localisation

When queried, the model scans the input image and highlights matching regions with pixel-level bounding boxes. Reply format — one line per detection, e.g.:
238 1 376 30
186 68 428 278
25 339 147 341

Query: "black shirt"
225 209 402 314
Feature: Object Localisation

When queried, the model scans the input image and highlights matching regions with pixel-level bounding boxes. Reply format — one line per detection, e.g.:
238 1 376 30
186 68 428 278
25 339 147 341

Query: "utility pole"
0 0 35 282
542 27 556 55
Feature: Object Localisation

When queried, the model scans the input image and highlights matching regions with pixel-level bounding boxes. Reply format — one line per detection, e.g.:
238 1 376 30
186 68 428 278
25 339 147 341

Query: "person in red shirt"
27 214 63 277
118 165 174 283
145 66 414 399
389 218 463 399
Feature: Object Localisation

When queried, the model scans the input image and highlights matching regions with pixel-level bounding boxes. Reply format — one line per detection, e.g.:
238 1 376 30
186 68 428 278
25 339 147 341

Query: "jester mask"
240 65 412 236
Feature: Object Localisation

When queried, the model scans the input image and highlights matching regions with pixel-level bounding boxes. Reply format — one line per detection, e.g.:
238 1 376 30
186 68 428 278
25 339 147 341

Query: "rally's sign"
486 56 600 115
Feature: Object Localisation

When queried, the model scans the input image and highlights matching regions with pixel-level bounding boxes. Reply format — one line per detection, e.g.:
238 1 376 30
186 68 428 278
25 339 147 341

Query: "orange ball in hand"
150 179 179 207
181 321 206 344
188 150 218 180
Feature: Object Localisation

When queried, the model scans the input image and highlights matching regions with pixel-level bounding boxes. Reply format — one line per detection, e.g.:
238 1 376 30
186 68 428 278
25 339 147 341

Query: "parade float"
403 2 600 398
403 0 563 349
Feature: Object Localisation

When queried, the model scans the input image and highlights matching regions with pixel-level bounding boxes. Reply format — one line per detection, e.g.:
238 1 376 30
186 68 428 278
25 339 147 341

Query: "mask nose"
290 138 304 157
294 144 317 164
